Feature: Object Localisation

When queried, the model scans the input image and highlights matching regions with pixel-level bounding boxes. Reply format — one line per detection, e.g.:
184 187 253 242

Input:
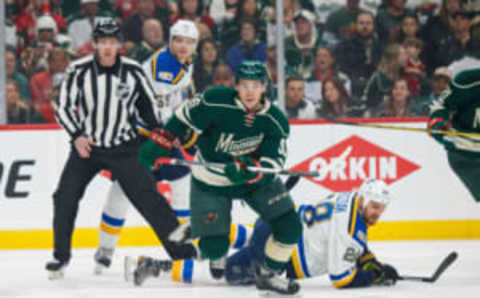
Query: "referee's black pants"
52 139 196 263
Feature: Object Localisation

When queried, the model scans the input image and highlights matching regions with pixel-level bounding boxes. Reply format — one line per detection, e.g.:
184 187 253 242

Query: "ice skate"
255 264 300 296
46 259 68 280
209 256 227 280
94 247 114 275
124 256 172 286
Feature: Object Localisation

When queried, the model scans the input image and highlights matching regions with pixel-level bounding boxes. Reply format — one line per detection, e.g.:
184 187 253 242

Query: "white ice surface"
1 240 478 298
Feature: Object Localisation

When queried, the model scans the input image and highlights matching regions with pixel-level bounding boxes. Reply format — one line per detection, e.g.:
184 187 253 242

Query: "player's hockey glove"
362 260 399 286
139 139 171 171
427 117 455 150
150 128 178 150
139 128 180 170
224 156 262 185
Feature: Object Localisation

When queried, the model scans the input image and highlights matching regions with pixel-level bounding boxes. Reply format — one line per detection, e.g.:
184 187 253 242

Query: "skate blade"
257 290 302 297
47 268 65 280
124 256 137 282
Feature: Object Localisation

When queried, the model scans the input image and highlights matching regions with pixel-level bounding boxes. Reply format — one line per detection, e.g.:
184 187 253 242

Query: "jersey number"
299 202 334 227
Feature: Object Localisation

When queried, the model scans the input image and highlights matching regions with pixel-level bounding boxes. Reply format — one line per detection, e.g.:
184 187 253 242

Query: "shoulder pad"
451 69 480 90
151 50 183 84
202 86 237 104
266 104 290 137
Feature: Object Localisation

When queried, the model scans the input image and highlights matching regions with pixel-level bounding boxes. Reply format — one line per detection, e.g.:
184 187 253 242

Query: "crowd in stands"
4 0 479 124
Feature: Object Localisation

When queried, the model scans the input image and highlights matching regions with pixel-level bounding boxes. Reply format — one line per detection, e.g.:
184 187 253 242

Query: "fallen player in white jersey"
125 178 399 288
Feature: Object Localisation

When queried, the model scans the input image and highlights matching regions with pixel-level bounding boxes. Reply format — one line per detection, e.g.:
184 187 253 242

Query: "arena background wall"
1 118 479 249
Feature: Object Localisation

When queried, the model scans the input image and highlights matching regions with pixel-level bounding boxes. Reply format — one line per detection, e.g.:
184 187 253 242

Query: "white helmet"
36 15 58 35
358 179 392 206
169 19 199 47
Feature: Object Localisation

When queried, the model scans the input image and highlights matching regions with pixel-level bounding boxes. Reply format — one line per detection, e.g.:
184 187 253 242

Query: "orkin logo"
290 135 420 192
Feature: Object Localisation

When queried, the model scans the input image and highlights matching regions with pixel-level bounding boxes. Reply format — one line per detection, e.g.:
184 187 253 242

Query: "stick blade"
428 251 458 282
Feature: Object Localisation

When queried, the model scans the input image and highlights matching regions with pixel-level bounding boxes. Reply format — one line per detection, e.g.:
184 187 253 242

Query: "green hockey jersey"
430 68 480 156
165 86 289 194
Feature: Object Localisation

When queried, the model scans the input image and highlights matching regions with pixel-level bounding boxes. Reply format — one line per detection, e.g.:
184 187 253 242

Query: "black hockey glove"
362 260 399 286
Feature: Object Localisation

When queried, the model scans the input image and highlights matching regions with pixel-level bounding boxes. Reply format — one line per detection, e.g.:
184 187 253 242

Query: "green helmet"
235 61 268 84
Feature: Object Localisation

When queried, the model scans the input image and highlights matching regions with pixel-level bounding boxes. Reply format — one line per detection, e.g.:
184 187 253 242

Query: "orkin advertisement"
291 135 421 192
1 119 480 249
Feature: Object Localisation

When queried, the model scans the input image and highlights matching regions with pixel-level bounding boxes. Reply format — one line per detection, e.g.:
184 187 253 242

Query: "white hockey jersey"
142 47 193 123
290 191 368 288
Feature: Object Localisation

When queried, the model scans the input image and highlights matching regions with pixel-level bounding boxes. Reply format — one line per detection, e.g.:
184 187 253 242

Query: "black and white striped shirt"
56 54 159 148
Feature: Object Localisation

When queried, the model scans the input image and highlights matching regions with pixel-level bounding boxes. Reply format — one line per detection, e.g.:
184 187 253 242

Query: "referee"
46 18 196 279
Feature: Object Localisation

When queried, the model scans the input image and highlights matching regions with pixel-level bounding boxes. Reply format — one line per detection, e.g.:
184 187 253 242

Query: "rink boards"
1 118 480 249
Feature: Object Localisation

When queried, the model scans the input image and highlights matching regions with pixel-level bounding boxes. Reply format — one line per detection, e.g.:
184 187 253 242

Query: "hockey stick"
398 251 458 283
157 146 353 178
165 159 320 177
325 116 480 139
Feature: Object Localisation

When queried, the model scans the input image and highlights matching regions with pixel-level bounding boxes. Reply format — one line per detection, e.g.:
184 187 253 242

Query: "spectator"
305 46 351 106
6 47 31 101
60 0 114 18
323 0 361 45
375 0 412 45
193 38 220 92
196 22 213 41
284 76 317 119
265 0 299 48
285 9 326 79
211 64 235 87
396 14 420 43
317 76 355 118
15 0 67 44
371 78 414 117
170 0 217 36
5 2 19 49
403 37 426 95
421 0 461 73
209 0 238 24
67 0 116 51
336 11 383 100
21 15 71 77
113 0 138 19
7 79 44 124
122 0 170 50
128 18 165 63
412 67 452 116
265 44 278 101
263 44 298 102
430 10 480 72
30 47 69 123
226 19 266 72
361 43 408 115
220 0 266 54
310 0 342 24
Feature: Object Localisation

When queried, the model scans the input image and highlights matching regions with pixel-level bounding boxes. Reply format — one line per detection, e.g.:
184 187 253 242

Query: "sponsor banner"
1 119 480 247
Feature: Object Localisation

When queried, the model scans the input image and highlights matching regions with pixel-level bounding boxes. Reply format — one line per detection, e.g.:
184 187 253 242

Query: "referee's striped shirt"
56 54 159 148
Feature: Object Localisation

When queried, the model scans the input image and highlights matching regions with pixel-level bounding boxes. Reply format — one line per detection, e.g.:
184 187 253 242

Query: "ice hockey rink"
0 240 478 298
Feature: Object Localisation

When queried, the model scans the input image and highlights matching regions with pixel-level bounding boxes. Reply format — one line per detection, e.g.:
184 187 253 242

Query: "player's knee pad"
269 209 302 245
225 249 256 285
199 235 230 260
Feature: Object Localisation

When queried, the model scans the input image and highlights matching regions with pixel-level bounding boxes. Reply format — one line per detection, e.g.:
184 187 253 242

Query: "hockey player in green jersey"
139 60 303 295
428 66 480 202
